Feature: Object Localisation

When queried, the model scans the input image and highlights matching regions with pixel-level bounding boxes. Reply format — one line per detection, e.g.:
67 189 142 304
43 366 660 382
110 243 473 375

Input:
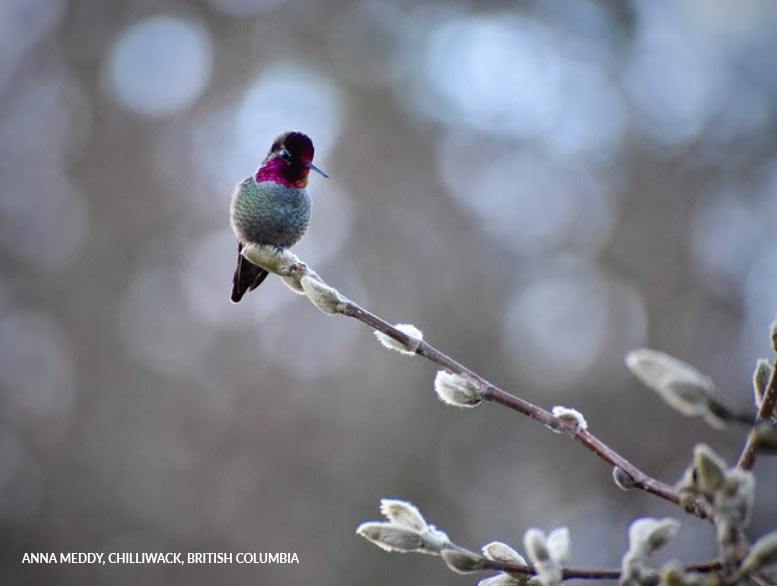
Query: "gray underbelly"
235 210 310 247
231 182 311 247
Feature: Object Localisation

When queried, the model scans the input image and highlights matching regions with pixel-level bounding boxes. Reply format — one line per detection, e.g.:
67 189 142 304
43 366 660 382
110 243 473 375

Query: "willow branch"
241 244 712 520
480 559 721 580
737 357 777 470
344 302 711 519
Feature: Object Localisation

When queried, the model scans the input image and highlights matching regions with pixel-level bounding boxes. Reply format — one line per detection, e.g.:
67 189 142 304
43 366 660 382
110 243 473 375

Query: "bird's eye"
280 150 291 161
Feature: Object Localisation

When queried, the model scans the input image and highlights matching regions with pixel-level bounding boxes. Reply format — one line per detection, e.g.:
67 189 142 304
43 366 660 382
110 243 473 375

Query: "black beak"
306 162 329 178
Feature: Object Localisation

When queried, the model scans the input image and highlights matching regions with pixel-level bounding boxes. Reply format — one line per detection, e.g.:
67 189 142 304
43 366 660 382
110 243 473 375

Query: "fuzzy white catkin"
379 499 428 532
625 349 734 429
434 370 483 407
482 541 527 565
523 528 550 563
753 359 777 418
551 406 587 430
356 522 425 553
300 276 344 315
356 499 451 556
545 528 570 567
478 575 524 586
627 518 680 556
441 548 485 574
523 528 563 586
374 323 423 355
693 444 727 494
625 349 712 413
739 530 777 575
241 242 300 275
713 468 754 529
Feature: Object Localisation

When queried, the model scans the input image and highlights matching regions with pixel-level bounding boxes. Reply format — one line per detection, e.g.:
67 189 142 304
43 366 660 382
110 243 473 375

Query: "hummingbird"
229 131 328 303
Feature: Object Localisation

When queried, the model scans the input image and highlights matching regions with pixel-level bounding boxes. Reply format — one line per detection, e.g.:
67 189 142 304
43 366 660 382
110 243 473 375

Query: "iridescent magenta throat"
255 159 309 188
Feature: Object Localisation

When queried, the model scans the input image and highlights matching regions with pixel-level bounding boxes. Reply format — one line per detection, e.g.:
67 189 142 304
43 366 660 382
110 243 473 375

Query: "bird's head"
255 131 328 187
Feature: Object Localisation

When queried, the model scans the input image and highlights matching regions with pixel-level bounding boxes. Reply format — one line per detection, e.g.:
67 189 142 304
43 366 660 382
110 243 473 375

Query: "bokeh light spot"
502 263 646 392
420 16 561 140
236 65 343 167
690 185 760 295
105 15 213 116
625 2 725 146
439 134 615 258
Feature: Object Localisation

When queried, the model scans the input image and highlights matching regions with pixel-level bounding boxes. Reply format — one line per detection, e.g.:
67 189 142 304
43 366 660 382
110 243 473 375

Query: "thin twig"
737 358 777 470
240 244 712 521
341 301 711 520
480 558 721 580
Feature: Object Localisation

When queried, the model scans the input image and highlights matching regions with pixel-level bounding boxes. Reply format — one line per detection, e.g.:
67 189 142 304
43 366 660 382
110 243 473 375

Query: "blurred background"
1 0 777 583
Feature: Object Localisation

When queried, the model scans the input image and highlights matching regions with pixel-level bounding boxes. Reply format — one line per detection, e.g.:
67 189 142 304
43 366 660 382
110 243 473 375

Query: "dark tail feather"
230 243 269 303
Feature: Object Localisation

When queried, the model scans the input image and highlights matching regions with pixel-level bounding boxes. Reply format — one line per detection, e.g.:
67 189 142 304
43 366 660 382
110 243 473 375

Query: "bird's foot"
272 244 285 254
